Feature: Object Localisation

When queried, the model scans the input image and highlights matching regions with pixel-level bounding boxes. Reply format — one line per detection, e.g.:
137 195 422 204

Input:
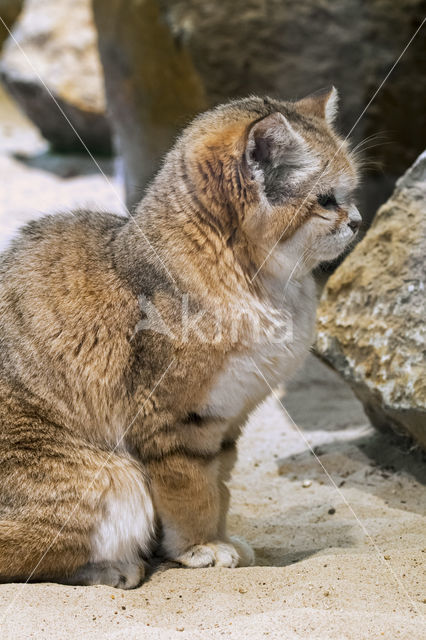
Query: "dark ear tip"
295 87 339 123
297 86 338 102
305 86 334 99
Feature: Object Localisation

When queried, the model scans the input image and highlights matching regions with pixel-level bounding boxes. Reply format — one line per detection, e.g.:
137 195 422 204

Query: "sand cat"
0 88 360 587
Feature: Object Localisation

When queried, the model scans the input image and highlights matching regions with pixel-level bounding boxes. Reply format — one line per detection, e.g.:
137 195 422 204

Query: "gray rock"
93 0 426 210
0 0 111 153
316 152 426 450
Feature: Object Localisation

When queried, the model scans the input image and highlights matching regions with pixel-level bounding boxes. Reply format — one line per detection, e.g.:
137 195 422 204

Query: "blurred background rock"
1 0 425 216
0 0 111 153
93 0 426 216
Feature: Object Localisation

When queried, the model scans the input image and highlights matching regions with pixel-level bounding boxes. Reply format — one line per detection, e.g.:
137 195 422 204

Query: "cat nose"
348 218 361 232
348 206 362 233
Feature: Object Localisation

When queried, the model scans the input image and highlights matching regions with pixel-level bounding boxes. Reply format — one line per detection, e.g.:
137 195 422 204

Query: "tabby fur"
0 88 360 587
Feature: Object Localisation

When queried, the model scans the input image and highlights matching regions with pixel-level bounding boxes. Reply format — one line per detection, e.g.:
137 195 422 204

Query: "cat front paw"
228 536 255 567
175 541 238 568
175 539 254 568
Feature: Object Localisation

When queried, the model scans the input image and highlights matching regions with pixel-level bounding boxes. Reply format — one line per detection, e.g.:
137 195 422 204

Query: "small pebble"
302 479 312 488
328 507 336 515
384 554 391 560
176 627 185 632
238 587 247 594
324 590 330 597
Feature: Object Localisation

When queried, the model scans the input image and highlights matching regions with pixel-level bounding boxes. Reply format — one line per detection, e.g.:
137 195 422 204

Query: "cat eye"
317 193 338 209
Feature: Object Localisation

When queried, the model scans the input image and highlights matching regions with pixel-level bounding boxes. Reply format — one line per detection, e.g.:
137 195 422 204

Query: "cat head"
175 88 360 279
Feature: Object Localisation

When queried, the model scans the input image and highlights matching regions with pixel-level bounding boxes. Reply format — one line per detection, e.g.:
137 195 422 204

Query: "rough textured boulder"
0 0 111 153
0 1 23 50
93 0 426 209
316 152 426 450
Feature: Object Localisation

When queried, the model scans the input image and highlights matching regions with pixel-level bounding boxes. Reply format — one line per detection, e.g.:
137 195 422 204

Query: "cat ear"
295 86 339 125
246 112 309 170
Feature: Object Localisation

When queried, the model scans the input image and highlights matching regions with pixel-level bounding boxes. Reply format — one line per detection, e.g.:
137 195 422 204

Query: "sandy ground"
0 86 425 639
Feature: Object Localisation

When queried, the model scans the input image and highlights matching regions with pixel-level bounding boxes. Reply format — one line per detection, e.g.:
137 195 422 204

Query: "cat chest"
199 291 316 422
199 346 287 422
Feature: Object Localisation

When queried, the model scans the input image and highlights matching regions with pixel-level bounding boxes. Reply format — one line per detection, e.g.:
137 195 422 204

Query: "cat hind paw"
64 560 145 589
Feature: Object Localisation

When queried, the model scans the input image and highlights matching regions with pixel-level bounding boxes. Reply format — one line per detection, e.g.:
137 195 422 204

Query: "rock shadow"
276 429 426 516
13 151 115 179
229 506 360 568
283 353 369 433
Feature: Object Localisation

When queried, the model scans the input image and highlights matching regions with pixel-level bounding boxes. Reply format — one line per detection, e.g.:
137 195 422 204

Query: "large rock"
0 0 111 153
93 0 426 210
316 152 426 450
